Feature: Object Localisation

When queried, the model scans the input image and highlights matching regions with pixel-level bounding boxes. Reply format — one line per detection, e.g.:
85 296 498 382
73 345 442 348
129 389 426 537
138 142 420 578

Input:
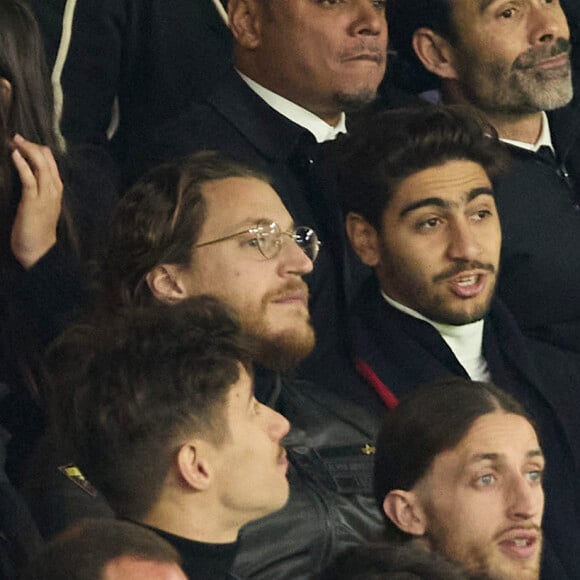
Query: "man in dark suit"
336 106 580 580
138 0 389 395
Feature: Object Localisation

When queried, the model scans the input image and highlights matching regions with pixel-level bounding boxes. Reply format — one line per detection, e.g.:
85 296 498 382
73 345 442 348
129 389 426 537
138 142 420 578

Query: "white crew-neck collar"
381 290 491 381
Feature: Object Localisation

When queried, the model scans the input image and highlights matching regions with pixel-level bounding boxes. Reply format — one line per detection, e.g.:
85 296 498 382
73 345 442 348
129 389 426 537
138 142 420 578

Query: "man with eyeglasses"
34 151 384 579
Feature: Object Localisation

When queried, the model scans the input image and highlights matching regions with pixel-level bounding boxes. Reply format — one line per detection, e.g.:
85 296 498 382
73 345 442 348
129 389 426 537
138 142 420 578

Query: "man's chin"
334 88 379 113
256 328 316 372
458 541 541 580
428 305 489 326
484 554 541 580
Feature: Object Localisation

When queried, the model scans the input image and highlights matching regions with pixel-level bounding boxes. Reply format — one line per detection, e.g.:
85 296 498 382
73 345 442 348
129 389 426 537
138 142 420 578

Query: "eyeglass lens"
293 227 319 261
254 222 319 261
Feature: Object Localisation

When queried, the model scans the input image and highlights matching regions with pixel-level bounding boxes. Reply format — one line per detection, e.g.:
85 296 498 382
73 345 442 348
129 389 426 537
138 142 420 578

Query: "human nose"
529 1 569 44
350 0 386 37
446 220 481 261
506 475 544 521
264 404 291 442
279 234 314 276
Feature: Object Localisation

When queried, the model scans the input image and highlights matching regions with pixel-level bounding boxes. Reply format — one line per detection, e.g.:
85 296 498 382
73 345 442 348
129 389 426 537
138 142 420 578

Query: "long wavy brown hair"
0 0 77 403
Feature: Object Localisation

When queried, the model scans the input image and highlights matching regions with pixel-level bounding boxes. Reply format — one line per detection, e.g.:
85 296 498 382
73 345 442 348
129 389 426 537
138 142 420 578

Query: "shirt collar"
418 90 554 155
500 111 554 153
237 70 347 143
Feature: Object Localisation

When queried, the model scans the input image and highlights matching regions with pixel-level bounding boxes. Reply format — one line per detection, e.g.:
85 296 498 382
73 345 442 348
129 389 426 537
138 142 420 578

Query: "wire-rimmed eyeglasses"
195 220 321 262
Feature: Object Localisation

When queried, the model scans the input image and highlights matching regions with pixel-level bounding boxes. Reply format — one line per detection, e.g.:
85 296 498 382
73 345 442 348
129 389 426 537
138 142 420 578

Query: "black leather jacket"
233 368 385 579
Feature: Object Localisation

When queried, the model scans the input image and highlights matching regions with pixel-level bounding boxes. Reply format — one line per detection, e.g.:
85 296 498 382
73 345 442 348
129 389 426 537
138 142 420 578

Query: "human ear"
0 78 12 108
146 264 189 304
382 490 427 536
176 442 212 492
228 0 263 49
412 28 459 80
346 212 381 267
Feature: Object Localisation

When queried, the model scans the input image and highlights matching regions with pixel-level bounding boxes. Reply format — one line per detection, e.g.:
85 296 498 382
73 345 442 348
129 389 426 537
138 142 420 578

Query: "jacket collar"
547 103 580 162
207 69 314 163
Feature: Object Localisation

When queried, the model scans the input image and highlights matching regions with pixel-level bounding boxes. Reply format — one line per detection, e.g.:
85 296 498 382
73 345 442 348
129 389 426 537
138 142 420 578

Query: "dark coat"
494 103 580 354
29 0 232 164
351 276 580 580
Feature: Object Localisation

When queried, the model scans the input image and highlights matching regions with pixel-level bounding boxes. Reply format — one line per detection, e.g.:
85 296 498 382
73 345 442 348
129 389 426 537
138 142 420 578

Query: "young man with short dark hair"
48 296 290 579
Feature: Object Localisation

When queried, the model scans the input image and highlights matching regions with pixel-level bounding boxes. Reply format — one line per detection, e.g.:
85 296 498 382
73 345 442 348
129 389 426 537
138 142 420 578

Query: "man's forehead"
437 412 541 471
390 160 494 214
201 176 293 231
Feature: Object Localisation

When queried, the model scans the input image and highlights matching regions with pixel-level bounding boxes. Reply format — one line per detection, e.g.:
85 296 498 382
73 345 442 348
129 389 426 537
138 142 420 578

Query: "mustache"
264 280 309 303
340 41 386 64
494 523 542 542
513 37 571 70
432 260 496 283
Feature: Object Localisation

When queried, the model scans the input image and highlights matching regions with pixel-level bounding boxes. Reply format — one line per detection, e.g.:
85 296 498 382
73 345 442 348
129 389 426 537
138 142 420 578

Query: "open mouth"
497 527 540 560
448 272 487 298
498 536 538 560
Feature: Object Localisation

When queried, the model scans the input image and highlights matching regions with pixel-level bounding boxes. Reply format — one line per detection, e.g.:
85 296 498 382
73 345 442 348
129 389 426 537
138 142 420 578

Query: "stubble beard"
419 294 493 326
386 256 497 326
334 88 380 113
458 37 573 116
426 515 541 580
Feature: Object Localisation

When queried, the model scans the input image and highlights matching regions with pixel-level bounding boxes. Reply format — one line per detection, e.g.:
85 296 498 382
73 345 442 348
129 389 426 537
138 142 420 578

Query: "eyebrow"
478 0 496 14
469 449 545 464
399 187 494 218
231 218 295 232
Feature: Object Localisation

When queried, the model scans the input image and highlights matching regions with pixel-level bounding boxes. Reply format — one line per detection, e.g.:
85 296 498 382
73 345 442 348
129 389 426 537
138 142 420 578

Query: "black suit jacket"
495 104 580 354
351 276 580 580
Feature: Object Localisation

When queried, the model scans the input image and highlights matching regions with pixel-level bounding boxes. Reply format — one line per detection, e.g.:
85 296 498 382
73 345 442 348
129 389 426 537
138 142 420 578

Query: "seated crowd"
1 0 580 579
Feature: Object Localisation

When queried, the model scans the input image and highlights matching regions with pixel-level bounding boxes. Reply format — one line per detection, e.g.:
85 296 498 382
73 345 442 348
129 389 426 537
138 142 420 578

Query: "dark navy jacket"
494 104 580 354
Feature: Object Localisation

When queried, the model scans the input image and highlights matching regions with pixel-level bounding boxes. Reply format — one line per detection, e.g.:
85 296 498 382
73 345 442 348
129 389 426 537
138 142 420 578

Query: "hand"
10 133 63 269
